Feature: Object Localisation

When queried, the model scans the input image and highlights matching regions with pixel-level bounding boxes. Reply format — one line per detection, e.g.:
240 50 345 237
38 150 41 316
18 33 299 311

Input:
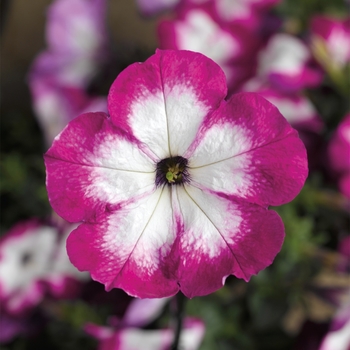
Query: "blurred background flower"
1 0 349 349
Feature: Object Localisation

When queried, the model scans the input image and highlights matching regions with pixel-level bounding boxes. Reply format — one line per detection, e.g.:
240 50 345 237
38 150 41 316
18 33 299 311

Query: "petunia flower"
327 114 350 198
29 71 107 146
241 33 323 164
158 7 241 81
244 33 322 93
0 221 56 315
86 318 204 350
85 297 204 350
28 0 108 145
44 0 108 86
311 16 350 69
30 0 108 91
158 3 270 92
44 49 308 299
0 220 89 315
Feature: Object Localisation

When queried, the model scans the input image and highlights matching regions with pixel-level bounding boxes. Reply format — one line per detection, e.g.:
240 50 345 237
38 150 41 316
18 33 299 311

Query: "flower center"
155 156 190 186
21 251 33 266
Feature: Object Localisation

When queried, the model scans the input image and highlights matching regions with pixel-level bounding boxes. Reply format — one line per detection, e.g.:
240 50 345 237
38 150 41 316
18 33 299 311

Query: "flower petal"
118 318 204 350
122 298 169 328
187 92 308 206
108 49 227 159
175 185 284 298
44 112 156 222
254 88 323 133
67 187 179 298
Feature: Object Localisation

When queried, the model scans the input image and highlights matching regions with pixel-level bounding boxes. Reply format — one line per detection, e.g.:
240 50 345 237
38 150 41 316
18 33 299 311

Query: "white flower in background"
246 33 322 92
0 220 89 315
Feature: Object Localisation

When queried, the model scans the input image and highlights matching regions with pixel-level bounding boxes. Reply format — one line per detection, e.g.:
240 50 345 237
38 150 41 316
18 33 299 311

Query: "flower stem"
171 292 187 350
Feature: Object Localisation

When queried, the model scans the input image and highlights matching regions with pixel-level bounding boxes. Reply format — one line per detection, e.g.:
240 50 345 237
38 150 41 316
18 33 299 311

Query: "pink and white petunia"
29 71 107 145
0 220 89 315
46 0 108 64
311 16 350 69
0 221 56 315
328 115 350 198
32 0 108 89
84 298 205 350
242 33 324 153
86 318 204 350
85 297 204 350
244 33 322 93
158 7 241 83
28 0 108 145
157 2 270 92
45 49 308 299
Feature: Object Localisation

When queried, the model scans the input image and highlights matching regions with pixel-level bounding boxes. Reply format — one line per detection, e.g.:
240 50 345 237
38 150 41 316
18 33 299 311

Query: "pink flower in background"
28 0 108 145
328 115 350 198
242 33 323 140
311 16 350 68
87 319 204 350
44 0 108 86
244 33 322 93
85 298 204 350
158 6 241 80
0 220 89 315
47 0 106 49
87 297 169 333
29 76 107 145
0 221 56 315
158 2 269 91
45 49 308 299
319 302 350 350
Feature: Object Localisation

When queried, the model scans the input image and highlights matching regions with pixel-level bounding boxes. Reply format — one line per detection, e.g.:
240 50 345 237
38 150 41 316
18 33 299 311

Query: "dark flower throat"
155 156 190 187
